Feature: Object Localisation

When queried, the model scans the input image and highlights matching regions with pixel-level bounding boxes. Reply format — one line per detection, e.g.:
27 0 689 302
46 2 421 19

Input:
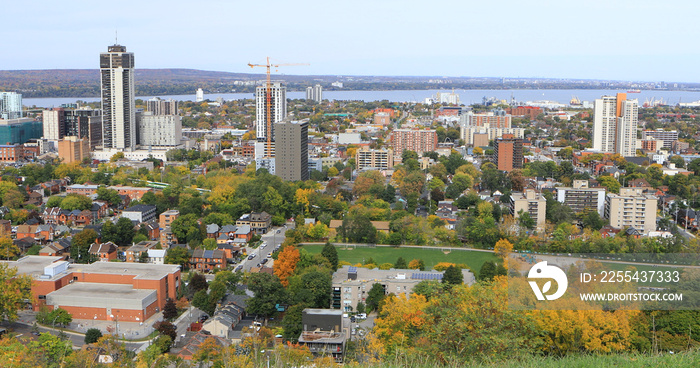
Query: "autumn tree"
153 320 177 341
494 238 514 269
274 245 300 287
162 298 178 320
408 258 425 271
0 264 32 322
0 237 20 260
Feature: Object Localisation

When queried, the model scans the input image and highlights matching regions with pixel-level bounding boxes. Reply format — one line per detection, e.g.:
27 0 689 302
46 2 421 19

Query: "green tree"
321 242 339 271
442 265 463 285
96 187 121 206
165 247 190 270
48 308 72 327
70 229 98 264
288 268 332 308
479 261 497 281
84 328 103 344
189 273 209 294
171 213 204 246
59 193 92 211
394 257 408 269
412 280 443 300
365 283 386 313
356 301 366 314
246 272 288 318
282 303 306 342
46 196 63 208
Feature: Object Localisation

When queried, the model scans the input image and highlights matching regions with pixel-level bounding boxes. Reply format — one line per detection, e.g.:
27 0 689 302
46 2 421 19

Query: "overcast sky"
2 0 700 82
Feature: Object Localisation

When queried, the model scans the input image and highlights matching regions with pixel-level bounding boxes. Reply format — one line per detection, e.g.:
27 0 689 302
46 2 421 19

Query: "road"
240 225 289 272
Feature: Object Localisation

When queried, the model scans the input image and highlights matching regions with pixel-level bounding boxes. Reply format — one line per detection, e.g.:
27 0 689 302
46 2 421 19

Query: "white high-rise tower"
592 93 638 156
100 44 136 150
255 82 286 143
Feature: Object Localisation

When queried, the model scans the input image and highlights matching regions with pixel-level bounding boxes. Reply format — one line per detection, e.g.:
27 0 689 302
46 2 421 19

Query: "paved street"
239 224 290 272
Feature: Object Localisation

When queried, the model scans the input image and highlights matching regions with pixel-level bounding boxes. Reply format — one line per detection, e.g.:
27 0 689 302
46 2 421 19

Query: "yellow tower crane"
248 57 308 158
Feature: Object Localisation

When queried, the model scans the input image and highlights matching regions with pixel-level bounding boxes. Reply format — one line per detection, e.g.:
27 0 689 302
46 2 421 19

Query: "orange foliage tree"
274 245 300 287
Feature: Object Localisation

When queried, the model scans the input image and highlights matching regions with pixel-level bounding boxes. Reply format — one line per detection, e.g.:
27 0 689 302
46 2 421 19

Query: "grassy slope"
300 245 499 271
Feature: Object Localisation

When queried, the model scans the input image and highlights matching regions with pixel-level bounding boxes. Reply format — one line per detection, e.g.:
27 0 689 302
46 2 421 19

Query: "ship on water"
570 96 582 106
627 89 641 93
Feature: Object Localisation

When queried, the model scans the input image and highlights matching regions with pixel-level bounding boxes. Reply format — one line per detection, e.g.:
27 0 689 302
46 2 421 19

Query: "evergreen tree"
321 242 339 271
84 328 103 344
394 257 408 269
479 261 497 281
365 283 386 312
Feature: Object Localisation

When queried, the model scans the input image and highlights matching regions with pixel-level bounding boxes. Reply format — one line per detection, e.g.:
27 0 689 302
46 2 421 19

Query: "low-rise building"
121 205 157 224
126 241 159 262
1 256 181 322
190 249 227 272
331 265 475 312
298 309 348 363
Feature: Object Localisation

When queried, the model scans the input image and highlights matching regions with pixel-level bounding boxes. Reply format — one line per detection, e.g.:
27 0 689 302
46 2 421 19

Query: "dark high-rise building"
274 120 308 181
100 44 135 150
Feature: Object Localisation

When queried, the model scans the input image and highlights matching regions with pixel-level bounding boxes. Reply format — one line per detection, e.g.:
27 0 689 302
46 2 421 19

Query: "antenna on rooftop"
115 30 118 45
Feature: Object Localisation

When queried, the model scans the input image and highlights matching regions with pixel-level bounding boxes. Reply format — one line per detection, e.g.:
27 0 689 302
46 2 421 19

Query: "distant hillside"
1 68 687 98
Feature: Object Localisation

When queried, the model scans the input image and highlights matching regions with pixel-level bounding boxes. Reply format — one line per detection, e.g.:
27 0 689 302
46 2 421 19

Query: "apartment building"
510 189 547 230
555 180 607 216
355 147 394 170
604 187 657 234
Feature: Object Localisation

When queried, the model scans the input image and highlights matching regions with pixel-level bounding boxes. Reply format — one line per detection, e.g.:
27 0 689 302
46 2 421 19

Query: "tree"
191 289 216 316
0 264 32 322
59 193 92 211
493 238 513 268
321 242 339 271
394 257 407 269
282 303 306 342
582 210 606 230
412 280 443 300
153 320 177 341
365 283 386 313
84 328 103 344
48 308 72 327
165 247 190 270
70 229 97 263
102 218 136 247
288 268 332 308
0 237 20 260
442 265 463 285
598 175 621 194
479 261 497 281
518 210 536 230
189 273 208 294
246 272 288 318
171 213 204 245
408 258 425 271
163 298 178 321
96 187 121 206
274 245 300 287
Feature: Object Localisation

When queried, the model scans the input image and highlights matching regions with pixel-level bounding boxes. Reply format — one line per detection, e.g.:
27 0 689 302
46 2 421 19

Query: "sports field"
300 244 499 271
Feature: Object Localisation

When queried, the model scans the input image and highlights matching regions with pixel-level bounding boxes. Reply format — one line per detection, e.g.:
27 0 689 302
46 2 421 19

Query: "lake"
23 89 700 108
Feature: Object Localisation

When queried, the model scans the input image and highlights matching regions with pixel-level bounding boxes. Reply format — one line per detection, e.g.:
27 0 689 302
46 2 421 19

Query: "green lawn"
300 245 499 271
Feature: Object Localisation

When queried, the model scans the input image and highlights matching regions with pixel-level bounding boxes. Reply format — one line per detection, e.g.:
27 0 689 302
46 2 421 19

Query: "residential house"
206 224 220 239
139 220 160 241
0 220 11 238
39 238 71 257
126 241 159 262
236 212 272 234
147 249 166 265
176 331 229 361
89 242 118 261
190 249 227 272
201 303 246 339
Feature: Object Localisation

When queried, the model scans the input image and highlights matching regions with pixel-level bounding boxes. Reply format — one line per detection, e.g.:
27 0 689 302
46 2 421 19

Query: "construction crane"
248 57 309 158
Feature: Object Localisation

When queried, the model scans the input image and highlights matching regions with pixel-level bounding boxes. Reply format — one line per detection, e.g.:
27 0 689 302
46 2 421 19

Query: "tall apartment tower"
274 120 308 181
100 44 136 150
592 93 638 156
255 83 286 143
146 98 178 116
0 92 23 120
391 129 438 158
306 84 323 103
493 134 523 172
195 88 204 103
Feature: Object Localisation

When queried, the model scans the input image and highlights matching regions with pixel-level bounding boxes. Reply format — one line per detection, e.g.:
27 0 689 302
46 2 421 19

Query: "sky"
3 0 700 82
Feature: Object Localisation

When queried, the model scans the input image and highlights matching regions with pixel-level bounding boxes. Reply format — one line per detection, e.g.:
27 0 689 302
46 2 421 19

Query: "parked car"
261 258 269 265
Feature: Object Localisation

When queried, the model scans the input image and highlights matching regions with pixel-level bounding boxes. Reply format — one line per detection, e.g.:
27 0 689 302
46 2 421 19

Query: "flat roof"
0 256 64 279
47 282 157 310
73 262 180 280
2 256 179 281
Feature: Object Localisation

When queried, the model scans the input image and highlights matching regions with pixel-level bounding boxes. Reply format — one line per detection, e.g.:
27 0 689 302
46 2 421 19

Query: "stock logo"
528 261 568 301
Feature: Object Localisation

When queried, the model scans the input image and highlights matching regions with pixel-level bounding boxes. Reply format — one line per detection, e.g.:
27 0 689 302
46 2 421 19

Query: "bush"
85 328 103 344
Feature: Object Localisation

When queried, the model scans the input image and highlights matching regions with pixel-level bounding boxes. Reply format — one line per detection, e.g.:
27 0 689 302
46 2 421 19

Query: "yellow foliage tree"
374 294 430 356
493 238 513 269
295 188 314 214
433 262 456 271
